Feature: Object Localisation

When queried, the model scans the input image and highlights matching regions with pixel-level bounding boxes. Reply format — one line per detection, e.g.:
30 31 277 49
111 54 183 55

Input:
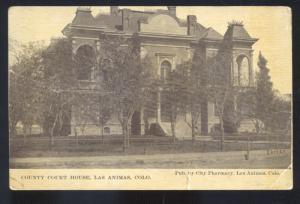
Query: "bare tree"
42 38 77 145
99 35 154 151
75 94 113 144
207 47 234 151
160 67 187 143
177 48 208 145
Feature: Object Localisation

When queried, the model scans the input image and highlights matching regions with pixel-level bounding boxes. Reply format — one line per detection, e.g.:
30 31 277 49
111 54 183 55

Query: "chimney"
110 6 119 16
187 15 197 35
167 6 176 17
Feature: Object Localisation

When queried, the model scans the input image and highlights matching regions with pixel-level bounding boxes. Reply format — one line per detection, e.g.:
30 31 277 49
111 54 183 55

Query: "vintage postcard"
9 6 292 190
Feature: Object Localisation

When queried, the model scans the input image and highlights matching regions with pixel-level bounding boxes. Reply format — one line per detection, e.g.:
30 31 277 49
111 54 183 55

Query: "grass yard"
10 135 291 158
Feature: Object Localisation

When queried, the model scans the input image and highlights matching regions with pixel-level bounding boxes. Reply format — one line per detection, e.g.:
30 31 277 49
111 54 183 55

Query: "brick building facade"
62 6 257 138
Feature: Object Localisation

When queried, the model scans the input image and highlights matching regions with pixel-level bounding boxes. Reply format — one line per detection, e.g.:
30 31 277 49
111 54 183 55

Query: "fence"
10 133 291 156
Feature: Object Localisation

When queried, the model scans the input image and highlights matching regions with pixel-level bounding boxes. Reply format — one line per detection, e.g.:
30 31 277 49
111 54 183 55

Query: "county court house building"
62 6 258 138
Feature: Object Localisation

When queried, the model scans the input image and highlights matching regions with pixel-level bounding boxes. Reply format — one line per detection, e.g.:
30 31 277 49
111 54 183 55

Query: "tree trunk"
127 123 130 148
10 126 16 137
51 113 59 146
122 123 127 152
220 116 224 151
23 125 27 145
127 112 135 148
50 127 54 146
246 134 250 160
171 121 176 144
191 119 195 145
81 126 85 137
29 125 32 136
10 120 17 137
74 125 78 147
101 119 104 144
267 131 270 154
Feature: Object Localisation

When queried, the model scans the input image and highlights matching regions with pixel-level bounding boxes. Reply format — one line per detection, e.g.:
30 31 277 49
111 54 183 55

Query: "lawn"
10 135 291 158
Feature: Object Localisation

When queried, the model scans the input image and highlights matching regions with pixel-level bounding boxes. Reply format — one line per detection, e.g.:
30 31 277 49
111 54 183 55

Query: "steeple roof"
72 7 95 26
224 23 256 41
230 24 251 39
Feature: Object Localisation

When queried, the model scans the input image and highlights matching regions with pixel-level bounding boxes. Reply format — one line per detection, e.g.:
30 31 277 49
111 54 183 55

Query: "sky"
8 6 292 94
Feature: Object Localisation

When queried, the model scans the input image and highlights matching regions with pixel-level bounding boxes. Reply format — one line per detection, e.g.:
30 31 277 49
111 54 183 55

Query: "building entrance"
131 111 141 136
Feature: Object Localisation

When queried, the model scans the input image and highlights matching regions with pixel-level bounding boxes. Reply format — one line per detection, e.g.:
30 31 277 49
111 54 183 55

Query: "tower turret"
223 21 258 87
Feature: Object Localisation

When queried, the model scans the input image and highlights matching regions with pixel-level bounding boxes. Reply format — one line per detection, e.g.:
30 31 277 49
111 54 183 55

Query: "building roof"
201 27 223 40
66 7 223 41
94 13 122 29
121 9 154 32
224 24 253 40
72 8 96 26
231 25 252 39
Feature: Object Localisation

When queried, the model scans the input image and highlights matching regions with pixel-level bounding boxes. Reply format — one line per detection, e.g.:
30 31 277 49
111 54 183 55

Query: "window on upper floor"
236 55 250 87
74 45 96 80
160 60 172 82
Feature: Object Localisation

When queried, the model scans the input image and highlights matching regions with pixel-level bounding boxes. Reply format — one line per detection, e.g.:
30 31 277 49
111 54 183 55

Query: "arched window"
236 55 250 87
104 127 110 135
74 45 96 80
160 60 172 81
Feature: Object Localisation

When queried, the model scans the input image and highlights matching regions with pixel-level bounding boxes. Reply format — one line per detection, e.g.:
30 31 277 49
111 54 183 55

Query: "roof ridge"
200 27 223 40
126 9 155 14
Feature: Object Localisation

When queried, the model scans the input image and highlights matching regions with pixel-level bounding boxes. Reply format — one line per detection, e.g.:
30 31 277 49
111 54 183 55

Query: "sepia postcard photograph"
8 6 292 190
